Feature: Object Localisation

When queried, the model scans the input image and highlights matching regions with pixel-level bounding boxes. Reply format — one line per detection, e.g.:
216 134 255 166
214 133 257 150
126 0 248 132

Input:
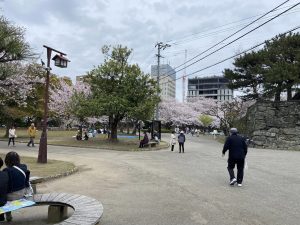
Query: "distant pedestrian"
170 131 176 151
27 123 36 147
8 126 16 147
178 131 186 153
222 128 248 187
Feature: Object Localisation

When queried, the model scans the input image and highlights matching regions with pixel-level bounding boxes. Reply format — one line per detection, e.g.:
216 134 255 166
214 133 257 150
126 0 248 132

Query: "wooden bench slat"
47 193 61 202
31 193 103 225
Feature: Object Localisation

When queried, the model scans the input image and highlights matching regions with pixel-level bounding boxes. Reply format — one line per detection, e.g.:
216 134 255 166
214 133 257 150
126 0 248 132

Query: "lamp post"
38 45 70 163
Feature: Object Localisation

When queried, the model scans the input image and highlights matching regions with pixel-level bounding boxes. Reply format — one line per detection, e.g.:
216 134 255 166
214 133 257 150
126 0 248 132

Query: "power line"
171 8 300 46
160 1 299 80
159 25 300 86
166 2 295 45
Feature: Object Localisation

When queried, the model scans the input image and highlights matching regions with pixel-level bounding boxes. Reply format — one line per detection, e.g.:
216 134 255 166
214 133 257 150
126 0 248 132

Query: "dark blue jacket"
178 134 185 143
222 134 248 159
0 171 8 206
4 164 29 193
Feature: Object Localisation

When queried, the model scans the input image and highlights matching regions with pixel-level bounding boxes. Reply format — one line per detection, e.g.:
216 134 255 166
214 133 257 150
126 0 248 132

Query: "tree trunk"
120 123 124 133
132 124 137 135
126 121 130 134
5 119 13 138
275 91 281 102
109 118 118 142
287 85 292 101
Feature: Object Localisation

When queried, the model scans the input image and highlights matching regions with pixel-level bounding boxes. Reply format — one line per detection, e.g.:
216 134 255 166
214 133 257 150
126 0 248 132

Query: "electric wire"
159 25 300 86
159 1 300 80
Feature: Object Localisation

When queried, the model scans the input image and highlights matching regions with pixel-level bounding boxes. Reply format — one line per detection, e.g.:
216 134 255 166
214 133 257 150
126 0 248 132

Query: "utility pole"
155 42 171 120
182 49 187 102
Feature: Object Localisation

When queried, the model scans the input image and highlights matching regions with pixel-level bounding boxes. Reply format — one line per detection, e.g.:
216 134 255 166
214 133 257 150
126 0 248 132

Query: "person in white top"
8 126 16 147
170 131 176 151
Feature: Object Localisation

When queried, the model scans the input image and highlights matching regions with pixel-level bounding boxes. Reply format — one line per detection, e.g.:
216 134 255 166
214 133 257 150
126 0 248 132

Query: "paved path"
0 135 299 225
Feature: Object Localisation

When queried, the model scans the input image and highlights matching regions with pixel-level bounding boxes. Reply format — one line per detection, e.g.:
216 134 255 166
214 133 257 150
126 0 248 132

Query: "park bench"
30 176 43 194
32 193 104 224
0 193 103 225
144 141 159 148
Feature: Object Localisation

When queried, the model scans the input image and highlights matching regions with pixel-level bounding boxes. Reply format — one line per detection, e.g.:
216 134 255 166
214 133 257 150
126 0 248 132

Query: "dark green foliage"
224 32 300 101
0 16 35 63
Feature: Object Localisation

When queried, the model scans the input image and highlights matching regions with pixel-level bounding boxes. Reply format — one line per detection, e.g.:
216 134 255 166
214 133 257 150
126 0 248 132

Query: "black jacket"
4 164 29 193
0 171 9 206
222 134 248 159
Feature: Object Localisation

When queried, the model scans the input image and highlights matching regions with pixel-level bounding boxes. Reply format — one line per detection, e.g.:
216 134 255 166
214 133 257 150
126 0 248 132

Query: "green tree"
263 33 300 101
87 45 159 141
224 51 265 100
0 16 35 63
224 32 300 101
199 114 213 128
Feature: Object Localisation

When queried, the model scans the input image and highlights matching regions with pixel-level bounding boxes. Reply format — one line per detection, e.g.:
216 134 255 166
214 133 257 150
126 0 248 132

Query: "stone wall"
246 101 300 150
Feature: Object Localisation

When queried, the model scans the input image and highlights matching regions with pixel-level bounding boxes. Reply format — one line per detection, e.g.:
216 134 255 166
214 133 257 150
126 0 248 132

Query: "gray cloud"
1 0 300 101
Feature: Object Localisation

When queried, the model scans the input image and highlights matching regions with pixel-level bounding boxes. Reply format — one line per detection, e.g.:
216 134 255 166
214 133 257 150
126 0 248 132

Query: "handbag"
13 166 34 197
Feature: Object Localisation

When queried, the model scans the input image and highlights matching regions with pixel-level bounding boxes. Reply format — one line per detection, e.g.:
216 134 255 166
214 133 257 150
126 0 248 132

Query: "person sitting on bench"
3 152 30 222
139 132 149 148
0 157 9 222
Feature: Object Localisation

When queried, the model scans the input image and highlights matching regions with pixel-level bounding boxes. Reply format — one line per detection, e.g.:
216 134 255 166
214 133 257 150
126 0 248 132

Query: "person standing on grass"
0 157 9 222
222 128 248 187
178 131 186 153
8 126 16 147
170 131 176 151
27 123 36 147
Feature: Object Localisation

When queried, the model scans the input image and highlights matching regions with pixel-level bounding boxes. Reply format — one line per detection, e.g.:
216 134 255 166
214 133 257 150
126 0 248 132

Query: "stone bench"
144 141 158 148
30 176 43 194
32 193 103 224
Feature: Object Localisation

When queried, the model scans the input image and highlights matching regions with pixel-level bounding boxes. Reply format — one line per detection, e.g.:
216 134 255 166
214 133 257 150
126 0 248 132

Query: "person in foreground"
3 152 30 222
0 157 9 222
222 128 247 187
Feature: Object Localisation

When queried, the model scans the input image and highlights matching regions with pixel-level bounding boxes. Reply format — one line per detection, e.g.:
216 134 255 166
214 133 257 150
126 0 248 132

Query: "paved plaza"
0 135 299 225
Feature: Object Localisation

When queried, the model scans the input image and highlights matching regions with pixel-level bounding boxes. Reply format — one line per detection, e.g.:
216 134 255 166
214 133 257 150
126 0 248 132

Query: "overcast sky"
1 0 300 101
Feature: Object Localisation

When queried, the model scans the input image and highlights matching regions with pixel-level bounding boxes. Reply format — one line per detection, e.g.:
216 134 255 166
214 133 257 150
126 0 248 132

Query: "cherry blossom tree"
159 97 253 133
49 79 91 127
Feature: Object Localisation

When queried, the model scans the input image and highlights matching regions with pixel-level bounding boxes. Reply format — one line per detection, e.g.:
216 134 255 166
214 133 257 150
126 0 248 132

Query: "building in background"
187 76 233 101
151 64 176 99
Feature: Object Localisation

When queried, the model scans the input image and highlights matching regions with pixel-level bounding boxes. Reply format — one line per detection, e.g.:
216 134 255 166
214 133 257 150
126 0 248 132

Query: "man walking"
27 123 37 147
222 128 247 187
178 131 186 153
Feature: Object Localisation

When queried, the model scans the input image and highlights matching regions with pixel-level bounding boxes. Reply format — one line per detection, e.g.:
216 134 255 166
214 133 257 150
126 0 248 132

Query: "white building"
151 64 176 99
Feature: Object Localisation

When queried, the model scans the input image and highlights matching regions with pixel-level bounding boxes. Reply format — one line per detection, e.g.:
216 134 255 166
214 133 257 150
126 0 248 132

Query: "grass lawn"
0 128 168 151
0 153 76 178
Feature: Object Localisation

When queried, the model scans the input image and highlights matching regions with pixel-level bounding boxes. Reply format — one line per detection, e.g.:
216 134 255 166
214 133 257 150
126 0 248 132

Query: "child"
0 157 9 222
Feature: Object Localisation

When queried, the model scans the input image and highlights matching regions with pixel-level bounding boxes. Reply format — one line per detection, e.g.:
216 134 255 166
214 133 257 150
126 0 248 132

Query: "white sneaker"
229 178 237 185
237 183 242 187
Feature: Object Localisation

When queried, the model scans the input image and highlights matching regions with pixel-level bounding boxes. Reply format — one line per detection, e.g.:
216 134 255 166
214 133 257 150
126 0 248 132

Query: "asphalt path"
0 134 299 225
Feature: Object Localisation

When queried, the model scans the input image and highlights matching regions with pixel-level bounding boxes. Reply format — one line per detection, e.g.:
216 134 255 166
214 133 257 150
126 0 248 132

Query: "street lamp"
38 45 70 163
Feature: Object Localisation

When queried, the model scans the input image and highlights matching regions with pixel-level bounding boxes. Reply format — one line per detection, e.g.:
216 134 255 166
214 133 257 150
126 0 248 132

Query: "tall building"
187 76 233 101
151 64 176 99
